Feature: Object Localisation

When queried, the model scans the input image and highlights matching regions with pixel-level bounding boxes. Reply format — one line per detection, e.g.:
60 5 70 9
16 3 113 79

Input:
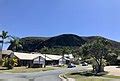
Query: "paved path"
104 66 120 76
0 66 88 81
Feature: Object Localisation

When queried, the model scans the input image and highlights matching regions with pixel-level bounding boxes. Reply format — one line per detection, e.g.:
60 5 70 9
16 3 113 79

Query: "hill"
8 34 120 52
40 34 86 47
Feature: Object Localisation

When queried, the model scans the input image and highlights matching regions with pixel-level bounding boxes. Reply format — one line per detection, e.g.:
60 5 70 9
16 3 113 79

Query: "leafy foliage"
41 34 86 47
2 57 18 69
8 38 23 52
8 34 120 53
79 37 114 73
8 34 120 65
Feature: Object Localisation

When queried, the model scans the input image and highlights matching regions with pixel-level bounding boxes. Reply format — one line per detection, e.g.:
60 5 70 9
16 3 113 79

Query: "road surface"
0 66 88 81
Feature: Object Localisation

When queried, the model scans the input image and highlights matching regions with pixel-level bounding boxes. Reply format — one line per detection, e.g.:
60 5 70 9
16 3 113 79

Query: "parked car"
67 63 76 68
81 62 88 66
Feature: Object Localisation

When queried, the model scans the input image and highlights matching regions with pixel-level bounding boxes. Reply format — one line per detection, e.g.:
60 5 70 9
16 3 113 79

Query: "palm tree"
1 31 9 51
10 37 23 52
0 31 12 69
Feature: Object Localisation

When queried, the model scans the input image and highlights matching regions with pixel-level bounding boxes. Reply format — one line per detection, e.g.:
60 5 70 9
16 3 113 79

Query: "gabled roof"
13 52 72 61
14 52 41 60
44 54 62 60
14 52 52 60
1 50 13 55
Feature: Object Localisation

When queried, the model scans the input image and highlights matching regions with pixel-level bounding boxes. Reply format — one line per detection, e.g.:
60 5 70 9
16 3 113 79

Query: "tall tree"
80 37 111 73
60 47 71 65
1 31 9 51
0 31 13 69
40 46 49 68
10 37 23 52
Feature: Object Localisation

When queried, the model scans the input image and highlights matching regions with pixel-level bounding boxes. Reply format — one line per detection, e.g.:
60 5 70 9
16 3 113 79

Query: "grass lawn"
0 66 55 73
65 72 120 81
103 75 120 79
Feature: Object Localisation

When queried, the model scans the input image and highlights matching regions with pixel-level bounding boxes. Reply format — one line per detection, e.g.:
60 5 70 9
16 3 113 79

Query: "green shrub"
2 57 18 69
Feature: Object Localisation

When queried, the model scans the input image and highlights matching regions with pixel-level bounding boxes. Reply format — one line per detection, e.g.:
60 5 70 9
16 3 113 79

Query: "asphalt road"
0 66 88 81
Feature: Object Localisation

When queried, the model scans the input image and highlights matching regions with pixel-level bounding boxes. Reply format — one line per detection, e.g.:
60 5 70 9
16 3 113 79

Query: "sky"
0 0 120 42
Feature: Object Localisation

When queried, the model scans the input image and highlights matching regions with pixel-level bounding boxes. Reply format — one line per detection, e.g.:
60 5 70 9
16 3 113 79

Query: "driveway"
104 66 120 76
0 66 89 81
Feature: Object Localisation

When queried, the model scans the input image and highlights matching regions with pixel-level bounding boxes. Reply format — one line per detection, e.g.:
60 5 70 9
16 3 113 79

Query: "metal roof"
14 52 41 60
14 52 72 61
1 50 13 55
44 54 62 60
14 52 53 60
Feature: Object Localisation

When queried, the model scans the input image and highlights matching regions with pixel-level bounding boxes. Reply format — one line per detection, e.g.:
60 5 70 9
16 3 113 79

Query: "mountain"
8 34 120 52
40 34 86 47
83 36 120 49
8 37 49 52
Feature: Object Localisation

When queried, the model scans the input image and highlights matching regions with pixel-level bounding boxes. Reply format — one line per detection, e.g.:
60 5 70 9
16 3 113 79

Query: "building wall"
18 60 33 66
59 58 67 65
33 56 45 65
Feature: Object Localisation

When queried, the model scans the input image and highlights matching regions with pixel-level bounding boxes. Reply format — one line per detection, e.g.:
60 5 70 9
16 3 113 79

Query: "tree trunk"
97 65 104 73
62 54 64 65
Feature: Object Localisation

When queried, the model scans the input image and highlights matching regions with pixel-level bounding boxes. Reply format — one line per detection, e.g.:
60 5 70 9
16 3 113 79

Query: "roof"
14 52 52 60
32 53 52 60
14 52 41 60
44 54 62 60
64 54 74 59
1 50 13 55
13 52 72 61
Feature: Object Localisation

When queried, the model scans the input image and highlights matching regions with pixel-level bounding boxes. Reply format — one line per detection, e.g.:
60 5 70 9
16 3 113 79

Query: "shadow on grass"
116 66 120 68
0 67 8 70
70 71 108 77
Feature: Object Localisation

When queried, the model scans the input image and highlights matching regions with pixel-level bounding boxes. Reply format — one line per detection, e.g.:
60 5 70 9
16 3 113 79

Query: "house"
0 50 13 60
117 55 120 65
59 54 74 65
13 52 45 67
41 54 74 65
43 54 62 65
12 52 74 67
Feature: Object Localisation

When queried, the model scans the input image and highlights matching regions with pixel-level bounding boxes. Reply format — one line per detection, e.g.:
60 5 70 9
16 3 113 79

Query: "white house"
12 52 75 67
0 50 13 60
13 52 45 67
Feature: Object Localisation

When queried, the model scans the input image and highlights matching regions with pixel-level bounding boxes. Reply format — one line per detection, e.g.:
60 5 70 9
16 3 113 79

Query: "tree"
0 31 20 69
2 56 18 69
80 37 111 73
59 47 72 65
10 37 23 52
0 31 11 69
40 46 49 68
1 31 9 51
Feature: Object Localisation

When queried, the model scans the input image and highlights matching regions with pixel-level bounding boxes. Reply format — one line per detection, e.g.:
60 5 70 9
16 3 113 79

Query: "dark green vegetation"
0 31 20 69
8 34 120 66
79 38 117 73
8 34 120 52
8 37 48 52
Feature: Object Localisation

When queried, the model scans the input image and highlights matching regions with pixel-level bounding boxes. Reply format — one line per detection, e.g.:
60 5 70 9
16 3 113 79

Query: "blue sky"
0 0 120 42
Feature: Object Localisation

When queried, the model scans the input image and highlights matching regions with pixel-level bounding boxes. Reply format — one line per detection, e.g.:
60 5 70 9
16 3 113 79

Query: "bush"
2 57 18 69
73 70 108 77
